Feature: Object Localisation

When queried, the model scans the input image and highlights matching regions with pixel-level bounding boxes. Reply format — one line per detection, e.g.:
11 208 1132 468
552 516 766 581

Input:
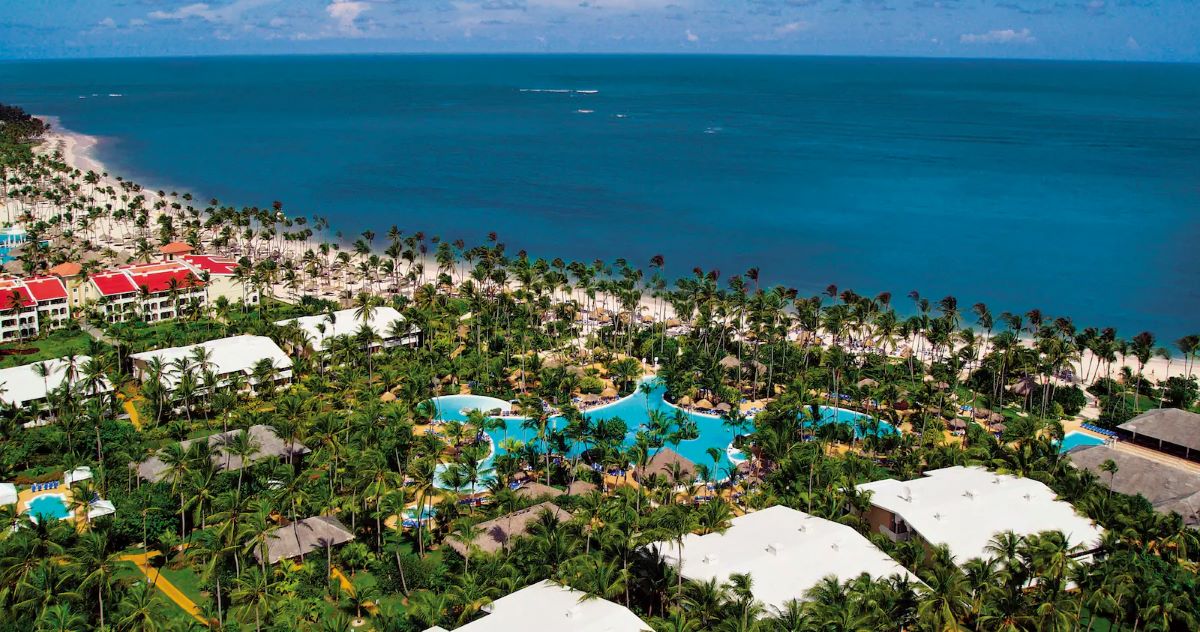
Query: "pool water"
1059 431 1105 453
429 378 892 481
26 494 70 522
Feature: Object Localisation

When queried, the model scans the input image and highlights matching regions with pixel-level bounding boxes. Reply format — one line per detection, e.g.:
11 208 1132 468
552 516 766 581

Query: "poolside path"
118 551 208 625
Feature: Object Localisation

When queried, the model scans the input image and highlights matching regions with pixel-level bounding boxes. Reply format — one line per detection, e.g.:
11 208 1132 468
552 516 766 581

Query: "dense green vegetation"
1 103 1199 631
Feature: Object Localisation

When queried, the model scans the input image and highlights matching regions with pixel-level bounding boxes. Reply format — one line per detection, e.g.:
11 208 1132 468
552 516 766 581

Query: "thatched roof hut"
379 391 396 403
715 402 733 413
514 482 565 500
601 386 618 398
253 516 355 565
446 502 573 557
566 480 599 496
694 399 714 410
678 395 694 406
636 448 697 483
719 355 742 370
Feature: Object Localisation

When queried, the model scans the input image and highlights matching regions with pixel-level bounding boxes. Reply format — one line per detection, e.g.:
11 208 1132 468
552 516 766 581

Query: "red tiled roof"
0 279 35 311
182 254 238 275
24 276 68 302
159 242 195 255
127 267 203 294
90 271 138 296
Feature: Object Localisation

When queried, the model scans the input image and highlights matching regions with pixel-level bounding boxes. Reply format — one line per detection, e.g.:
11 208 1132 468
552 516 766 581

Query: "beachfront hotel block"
423 580 652 632
0 355 112 411
649 505 915 614
856 466 1104 564
129 334 293 394
179 253 259 305
274 306 420 354
0 275 70 341
86 260 207 323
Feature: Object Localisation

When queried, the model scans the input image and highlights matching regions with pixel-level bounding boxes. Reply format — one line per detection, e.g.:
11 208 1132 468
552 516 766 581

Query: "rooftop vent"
898 486 913 502
703 553 720 564
963 489 978 500
766 542 785 555
565 606 583 619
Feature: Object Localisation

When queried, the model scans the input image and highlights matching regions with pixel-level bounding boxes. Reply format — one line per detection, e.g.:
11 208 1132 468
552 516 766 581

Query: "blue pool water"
26 494 70 522
429 379 890 482
1059 431 1106 453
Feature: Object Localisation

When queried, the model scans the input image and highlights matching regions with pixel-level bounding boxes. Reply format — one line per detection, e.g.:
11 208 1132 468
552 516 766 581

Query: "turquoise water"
1059 431 1106 453
2 56 1197 338
430 379 889 481
26 494 70 521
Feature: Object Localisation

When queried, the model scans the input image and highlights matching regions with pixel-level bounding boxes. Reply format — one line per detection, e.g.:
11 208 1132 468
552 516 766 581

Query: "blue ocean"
1 55 1197 339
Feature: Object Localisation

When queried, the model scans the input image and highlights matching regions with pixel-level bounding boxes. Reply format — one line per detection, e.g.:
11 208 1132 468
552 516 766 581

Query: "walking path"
118 551 208 625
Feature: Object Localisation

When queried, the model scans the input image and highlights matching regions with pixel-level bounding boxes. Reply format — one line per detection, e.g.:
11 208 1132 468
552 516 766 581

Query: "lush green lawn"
0 327 97 369
160 565 209 608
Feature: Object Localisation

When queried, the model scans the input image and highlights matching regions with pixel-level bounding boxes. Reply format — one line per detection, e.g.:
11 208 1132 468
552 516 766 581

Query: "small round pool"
26 494 70 522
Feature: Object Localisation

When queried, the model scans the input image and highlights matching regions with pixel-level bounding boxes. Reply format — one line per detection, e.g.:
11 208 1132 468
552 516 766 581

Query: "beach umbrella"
601 387 618 398
694 399 714 410
715 402 732 413
934 381 950 390
679 395 694 406
719 355 741 370
1010 377 1036 396
989 412 1005 423
922 374 935 383
379 391 396 403
857 378 879 389
973 408 992 419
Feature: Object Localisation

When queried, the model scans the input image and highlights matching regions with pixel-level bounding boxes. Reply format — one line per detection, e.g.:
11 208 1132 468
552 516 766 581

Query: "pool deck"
17 486 76 518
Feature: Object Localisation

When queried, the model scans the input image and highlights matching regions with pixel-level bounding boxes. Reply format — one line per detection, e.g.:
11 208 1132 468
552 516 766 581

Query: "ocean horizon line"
4 51 1198 67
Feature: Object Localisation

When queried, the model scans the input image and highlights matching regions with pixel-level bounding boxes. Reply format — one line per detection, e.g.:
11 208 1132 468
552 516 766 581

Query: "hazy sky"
2 0 1197 61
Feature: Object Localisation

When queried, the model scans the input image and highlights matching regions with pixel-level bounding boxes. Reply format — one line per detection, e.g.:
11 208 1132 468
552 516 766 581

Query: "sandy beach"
27 119 1195 388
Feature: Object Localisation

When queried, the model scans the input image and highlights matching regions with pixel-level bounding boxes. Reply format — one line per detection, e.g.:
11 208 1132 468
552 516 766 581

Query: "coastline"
30 118 1196 387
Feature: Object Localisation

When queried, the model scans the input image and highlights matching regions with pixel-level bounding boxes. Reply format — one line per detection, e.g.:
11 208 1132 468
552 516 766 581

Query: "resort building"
0 275 70 341
253 515 355 565
87 260 206 323
1118 409 1200 463
446 502 573 557
46 262 87 309
274 306 420 353
422 580 652 632
1068 444 1200 526
158 241 195 260
856 466 1103 564
136 424 311 482
650 505 915 614
0 483 16 507
129 335 293 393
180 253 258 305
0 355 112 410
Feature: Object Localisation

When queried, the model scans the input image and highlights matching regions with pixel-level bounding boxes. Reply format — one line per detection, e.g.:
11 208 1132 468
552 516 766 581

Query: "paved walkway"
119 551 208 626
80 322 116 346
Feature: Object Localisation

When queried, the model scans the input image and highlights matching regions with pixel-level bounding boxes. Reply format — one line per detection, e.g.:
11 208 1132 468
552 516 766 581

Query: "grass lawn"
115 559 207 625
0 327 97 369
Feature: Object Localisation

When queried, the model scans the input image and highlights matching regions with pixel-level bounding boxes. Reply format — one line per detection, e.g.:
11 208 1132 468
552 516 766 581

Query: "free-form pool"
1059 431 1105 453
427 378 892 482
26 494 70 522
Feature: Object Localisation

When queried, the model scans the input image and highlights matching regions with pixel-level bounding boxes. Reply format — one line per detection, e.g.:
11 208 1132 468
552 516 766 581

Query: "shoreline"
27 119 1197 386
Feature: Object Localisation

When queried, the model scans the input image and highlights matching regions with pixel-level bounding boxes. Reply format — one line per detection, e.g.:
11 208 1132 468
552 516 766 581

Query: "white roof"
131 335 292 389
64 466 93 485
428 580 650 632
0 483 16 506
0 355 112 407
651 505 914 614
275 307 413 351
87 499 116 520
857 466 1104 564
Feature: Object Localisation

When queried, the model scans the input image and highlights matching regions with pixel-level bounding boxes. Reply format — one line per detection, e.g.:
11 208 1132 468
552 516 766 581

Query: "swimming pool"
428 378 891 482
26 494 70 522
1059 431 1105 453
